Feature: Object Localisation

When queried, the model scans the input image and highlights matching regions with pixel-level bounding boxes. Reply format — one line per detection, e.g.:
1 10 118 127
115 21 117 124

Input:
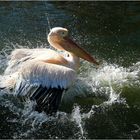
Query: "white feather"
19 61 76 89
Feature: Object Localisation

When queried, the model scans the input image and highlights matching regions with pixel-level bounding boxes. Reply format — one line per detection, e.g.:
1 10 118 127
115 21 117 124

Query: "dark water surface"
0 1 140 139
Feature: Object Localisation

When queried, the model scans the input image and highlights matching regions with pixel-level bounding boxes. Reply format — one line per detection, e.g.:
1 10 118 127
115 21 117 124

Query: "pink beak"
63 37 99 65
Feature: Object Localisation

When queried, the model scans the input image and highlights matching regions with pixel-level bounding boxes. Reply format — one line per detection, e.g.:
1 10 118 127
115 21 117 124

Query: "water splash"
107 80 120 104
45 13 52 32
44 1 52 31
91 63 139 87
89 63 139 100
71 105 85 138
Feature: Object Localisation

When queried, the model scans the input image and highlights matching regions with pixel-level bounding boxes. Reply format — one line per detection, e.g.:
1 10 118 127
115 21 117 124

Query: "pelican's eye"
60 31 67 37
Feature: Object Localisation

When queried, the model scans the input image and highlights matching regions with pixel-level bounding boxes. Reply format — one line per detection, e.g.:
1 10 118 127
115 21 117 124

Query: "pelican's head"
48 27 99 65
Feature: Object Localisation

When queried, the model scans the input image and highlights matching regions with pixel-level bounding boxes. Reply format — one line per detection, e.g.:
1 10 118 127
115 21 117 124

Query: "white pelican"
0 27 99 114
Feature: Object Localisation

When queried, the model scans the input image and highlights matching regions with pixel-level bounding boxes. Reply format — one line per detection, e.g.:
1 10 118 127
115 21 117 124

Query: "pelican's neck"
64 51 80 71
48 37 80 70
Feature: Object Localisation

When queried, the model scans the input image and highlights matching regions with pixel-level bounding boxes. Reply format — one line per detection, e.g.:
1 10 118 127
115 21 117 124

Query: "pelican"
0 27 99 114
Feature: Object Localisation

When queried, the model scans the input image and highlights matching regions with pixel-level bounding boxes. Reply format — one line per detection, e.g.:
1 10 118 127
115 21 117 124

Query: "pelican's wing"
9 48 58 62
0 73 18 90
15 60 76 114
5 49 34 74
5 48 65 75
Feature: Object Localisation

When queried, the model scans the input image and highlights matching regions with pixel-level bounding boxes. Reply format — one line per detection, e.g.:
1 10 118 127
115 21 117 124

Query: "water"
0 1 140 139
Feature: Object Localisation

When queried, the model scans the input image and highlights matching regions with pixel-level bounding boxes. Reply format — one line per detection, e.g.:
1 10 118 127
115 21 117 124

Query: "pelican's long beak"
63 37 99 65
